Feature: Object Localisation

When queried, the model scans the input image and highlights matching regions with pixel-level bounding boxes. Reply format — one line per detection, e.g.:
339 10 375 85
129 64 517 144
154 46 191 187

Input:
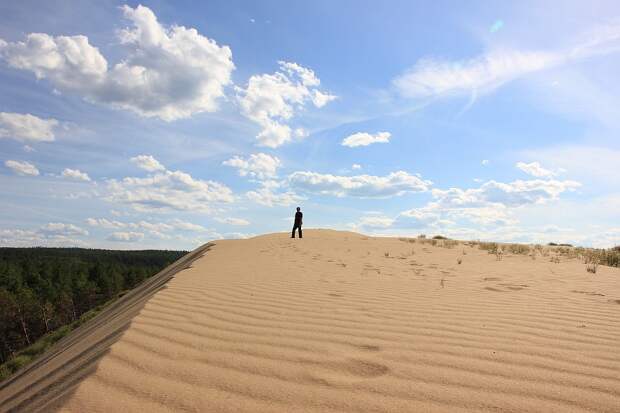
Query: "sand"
2 230 620 412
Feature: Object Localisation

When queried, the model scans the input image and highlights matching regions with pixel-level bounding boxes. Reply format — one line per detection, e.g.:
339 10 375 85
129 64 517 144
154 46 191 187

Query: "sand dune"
3 230 620 412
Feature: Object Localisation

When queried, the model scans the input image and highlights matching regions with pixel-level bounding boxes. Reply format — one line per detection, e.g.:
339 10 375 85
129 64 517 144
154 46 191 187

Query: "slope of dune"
4 230 620 412
0 243 213 412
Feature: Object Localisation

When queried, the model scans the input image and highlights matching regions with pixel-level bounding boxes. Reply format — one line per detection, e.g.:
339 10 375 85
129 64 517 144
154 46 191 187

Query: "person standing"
291 207 303 238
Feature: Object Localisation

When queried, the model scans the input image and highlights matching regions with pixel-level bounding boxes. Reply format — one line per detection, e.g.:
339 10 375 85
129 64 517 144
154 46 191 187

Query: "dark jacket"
294 211 303 226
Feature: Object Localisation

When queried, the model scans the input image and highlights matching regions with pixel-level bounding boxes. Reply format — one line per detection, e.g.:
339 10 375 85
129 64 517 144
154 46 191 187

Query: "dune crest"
5 230 620 412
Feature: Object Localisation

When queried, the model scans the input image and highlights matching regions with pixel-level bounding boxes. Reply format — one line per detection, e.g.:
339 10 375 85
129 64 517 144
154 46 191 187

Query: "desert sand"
2 230 620 412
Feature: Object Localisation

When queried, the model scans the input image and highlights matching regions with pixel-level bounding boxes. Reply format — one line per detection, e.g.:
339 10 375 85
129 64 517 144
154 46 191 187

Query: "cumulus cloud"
352 164 362 170
246 180 304 207
168 219 208 232
432 179 580 207
222 153 281 179
39 222 88 237
0 227 88 247
481 159 490 166
131 154 166 172
62 168 91 181
0 112 59 142
86 217 126 229
396 203 515 229
5 160 39 176
356 215 395 229
341 132 391 148
515 161 557 178
288 170 432 198
86 217 208 233
107 231 144 242
363 175 581 234
0 5 234 121
215 217 250 226
236 61 336 147
106 169 234 213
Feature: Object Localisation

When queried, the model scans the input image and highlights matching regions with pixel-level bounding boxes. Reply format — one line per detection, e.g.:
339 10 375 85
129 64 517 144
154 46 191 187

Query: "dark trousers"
291 224 302 238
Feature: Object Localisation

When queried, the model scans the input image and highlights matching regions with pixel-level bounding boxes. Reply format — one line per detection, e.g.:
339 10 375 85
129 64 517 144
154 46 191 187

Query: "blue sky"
1 0 619 249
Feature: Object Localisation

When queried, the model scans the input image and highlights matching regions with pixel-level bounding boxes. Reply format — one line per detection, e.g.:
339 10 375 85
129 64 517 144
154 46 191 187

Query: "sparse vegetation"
457 257 462 265
432 235 448 240
384 252 390 257
417 234 426 239
479 242 499 254
441 240 459 249
586 262 599 274
474 240 619 269
506 243 530 255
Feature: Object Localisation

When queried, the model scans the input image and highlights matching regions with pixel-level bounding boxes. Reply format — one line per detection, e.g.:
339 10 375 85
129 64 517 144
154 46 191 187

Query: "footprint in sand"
484 286 505 292
607 299 620 304
316 359 389 382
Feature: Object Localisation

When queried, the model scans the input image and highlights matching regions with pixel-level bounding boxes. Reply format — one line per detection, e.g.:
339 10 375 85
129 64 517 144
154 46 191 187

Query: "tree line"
0 247 187 365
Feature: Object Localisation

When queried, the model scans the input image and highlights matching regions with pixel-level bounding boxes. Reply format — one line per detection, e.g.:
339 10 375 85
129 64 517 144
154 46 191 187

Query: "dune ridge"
0 242 213 412
4 230 620 412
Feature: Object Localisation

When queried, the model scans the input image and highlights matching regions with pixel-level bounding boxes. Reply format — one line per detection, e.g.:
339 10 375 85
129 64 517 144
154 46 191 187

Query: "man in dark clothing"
291 207 303 238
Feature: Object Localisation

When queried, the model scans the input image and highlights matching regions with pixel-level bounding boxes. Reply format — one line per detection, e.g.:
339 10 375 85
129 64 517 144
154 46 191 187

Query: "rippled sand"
5 230 620 412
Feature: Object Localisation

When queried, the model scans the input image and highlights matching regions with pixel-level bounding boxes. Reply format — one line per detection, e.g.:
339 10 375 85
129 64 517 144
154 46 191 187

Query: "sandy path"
9 230 620 412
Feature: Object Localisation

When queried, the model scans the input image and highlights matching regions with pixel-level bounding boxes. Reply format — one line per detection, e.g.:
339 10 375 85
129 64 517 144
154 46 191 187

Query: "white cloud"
62 168 91 181
481 159 489 166
130 154 166 172
5 160 39 176
393 21 620 100
288 170 432 198
222 153 281 179
86 218 126 229
39 222 88 237
352 163 362 170
107 231 144 242
236 61 336 147
86 217 208 233
394 50 561 98
515 161 557 178
0 5 234 121
246 180 304 207
521 145 620 187
168 219 208 232
0 112 59 142
23 145 35 152
432 179 581 208
0 228 88 247
106 169 234 213
356 215 395 229
341 131 391 148
216 217 250 226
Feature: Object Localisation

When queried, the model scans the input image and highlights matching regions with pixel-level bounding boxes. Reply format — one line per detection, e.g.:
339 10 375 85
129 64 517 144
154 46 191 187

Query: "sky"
1 0 619 250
